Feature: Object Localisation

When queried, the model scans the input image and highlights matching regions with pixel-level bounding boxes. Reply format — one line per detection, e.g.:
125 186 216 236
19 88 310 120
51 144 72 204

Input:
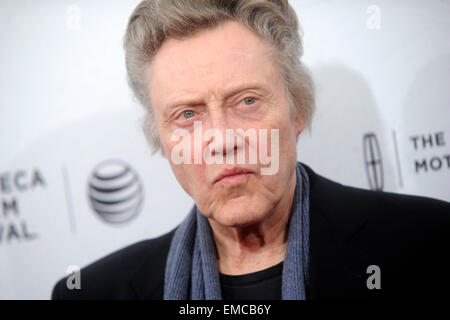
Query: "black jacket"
52 165 450 299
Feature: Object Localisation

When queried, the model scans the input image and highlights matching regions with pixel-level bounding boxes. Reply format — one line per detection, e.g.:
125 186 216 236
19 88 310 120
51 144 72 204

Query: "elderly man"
53 0 450 300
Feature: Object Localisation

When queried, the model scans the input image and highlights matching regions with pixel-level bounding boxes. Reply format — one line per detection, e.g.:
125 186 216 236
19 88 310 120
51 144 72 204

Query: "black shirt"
220 261 283 300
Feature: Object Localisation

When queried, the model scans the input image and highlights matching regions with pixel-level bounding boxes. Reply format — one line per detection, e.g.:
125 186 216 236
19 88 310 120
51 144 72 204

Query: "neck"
208 169 297 275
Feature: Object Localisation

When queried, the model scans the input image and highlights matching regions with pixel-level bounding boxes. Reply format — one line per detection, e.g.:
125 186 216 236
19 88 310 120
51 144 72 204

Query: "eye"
181 110 196 119
242 97 257 105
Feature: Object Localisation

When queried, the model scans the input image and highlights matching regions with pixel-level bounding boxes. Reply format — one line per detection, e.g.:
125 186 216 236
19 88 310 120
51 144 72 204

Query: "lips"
213 167 255 184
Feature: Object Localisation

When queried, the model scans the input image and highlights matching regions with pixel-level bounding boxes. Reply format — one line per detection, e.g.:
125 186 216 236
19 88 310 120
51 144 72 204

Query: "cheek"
282 121 298 145
169 162 208 198
278 111 298 143
265 114 297 148
266 114 298 173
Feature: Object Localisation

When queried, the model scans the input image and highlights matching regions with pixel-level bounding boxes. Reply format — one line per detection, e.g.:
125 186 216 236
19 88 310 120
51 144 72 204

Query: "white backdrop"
0 0 449 299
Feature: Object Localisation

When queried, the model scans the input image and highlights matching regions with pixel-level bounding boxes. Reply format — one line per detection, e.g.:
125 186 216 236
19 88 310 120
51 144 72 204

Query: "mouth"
213 167 255 185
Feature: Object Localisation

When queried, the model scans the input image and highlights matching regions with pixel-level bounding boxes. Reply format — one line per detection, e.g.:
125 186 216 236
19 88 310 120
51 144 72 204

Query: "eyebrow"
165 82 270 112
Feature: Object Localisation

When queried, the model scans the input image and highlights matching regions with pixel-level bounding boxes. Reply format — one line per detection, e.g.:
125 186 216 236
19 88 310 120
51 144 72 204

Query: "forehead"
149 21 281 107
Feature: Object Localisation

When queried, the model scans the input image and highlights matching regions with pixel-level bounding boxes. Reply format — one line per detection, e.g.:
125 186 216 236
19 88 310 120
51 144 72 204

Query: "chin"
211 198 270 228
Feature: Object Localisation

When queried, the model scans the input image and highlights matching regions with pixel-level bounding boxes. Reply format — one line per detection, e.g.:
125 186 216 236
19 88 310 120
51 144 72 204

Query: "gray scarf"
164 162 310 300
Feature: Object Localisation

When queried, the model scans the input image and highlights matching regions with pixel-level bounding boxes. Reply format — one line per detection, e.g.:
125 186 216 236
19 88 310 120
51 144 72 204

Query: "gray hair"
123 0 315 153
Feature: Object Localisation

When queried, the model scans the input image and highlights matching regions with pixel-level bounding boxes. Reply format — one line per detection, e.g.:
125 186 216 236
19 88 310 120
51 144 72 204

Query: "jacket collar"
303 163 370 299
303 163 369 242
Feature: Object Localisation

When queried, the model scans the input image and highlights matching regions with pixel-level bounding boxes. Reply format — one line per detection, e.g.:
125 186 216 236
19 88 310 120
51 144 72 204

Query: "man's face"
149 21 303 227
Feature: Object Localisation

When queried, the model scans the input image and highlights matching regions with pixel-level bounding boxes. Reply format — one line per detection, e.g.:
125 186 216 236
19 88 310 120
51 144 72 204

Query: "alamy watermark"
170 121 280 175
366 264 381 290
66 265 81 290
366 5 381 30
66 4 81 30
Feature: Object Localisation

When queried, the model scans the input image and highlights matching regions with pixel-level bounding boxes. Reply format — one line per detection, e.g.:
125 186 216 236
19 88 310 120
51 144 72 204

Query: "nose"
203 109 244 158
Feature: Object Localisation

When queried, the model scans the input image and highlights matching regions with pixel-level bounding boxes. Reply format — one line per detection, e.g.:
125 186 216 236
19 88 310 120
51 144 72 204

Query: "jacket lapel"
304 164 371 299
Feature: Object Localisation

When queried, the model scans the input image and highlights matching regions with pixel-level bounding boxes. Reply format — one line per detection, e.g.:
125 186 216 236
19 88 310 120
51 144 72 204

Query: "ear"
294 112 305 137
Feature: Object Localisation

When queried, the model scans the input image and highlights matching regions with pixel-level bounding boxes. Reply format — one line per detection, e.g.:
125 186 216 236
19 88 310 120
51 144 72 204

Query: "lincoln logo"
87 160 144 224
363 133 384 191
